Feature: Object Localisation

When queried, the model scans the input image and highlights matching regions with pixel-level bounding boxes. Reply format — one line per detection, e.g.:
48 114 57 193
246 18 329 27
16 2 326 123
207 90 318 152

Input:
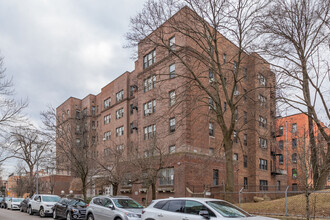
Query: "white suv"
142 197 278 220
27 194 60 217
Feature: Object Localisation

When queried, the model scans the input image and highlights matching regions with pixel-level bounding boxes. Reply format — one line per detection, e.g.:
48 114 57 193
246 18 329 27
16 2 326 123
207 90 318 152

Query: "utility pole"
36 146 39 194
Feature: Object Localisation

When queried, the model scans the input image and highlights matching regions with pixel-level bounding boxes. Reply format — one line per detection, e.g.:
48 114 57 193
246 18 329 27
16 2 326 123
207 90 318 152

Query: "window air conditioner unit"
234 91 240 96
103 138 106 141
145 109 152 114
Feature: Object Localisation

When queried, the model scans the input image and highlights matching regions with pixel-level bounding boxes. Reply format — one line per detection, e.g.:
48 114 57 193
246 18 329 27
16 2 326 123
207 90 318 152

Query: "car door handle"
158 214 163 217
182 218 189 220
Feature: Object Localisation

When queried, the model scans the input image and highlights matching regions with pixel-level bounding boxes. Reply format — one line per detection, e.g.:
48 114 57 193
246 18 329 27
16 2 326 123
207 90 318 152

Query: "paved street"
0 208 52 220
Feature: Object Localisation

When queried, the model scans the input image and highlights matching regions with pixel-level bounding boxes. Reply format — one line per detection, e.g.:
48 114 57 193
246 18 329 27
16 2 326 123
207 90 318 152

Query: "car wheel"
28 206 34 215
39 207 45 218
87 213 94 220
66 212 71 220
53 209 58 219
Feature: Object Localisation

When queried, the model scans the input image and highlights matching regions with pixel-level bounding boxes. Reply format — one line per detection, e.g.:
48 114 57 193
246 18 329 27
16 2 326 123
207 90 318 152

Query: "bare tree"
260 0 330 189
0 55 28 162
4 126 51 197
126 0 271 199
41 107 99 200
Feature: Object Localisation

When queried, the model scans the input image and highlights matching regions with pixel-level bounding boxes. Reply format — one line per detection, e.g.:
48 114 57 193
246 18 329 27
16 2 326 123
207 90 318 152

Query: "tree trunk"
151 182 156 200
81 177 87 201
113 183 118 196
305 190 310 220
224 137 234 202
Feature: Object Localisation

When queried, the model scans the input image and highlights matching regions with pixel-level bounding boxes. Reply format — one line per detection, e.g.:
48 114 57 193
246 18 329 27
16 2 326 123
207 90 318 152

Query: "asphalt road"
0 208 52 220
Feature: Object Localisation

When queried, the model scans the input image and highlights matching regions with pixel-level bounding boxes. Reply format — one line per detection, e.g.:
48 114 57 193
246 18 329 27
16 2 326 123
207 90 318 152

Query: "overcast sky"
0 0 144 178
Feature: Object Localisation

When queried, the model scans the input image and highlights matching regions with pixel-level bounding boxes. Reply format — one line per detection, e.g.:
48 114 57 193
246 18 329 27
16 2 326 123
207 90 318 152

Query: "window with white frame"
116 126 124 136
144 75 156 92
244 134 247 146
104 148 111 157
169 36 175 50
209 122 214 136
259 116 267 128
223 53 227 63
144 99 156 116
143 49 156 69
104 131 111 141
259 158 268 170
209 70 214 82
116 108 124 119
209 97 214 110
258 73 266 86
116 90 124 102
144 124 156 140
104 114 111 124
159 167 174 186
169 91 176 106
233 153 238 161
258 94 267 106
169 145 176 153
104 97 111 109
233 61 238 73
169 118 176 132
169 64 175 78
292 123 297 133
234 130 238 143
209 148 214 155
259 137 268 149
76 138 80 145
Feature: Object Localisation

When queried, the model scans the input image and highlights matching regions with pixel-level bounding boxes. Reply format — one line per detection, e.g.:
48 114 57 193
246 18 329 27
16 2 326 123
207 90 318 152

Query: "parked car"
27 194 60 217
0 197 11 209
86 196 143 220
7 197 24 210
52 198 87 220
141 197 279 220
20 198 30 212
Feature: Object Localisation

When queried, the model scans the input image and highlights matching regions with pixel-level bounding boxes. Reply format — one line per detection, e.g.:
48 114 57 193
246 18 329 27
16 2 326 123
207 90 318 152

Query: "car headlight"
72 208 79 213
125 212 141 218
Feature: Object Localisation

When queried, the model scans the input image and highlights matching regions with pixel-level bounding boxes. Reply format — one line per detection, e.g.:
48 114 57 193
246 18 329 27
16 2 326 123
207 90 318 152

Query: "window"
292 183 298 191
243 89 247 102
233 153 238 161
244 112 247 124
104 131 111 141
243 68 247 81
144 75 156 92
234 86 239 96
104 114 111 124
92 136 96 144
130 123 134 134
279 126 283 136
279 140 284 150
76 125 80 132
92 121 96 129
233 130 238 143
259 159 268 170
67 109 70 117
258 73 266 86
169 36 175 50
209 97 214 110
233 61 238 73
259 137 268 149
223 53 227 63
92 106 95 116
260 180 268 191
243 155 248 168
279 154 284 164
292 123 297 133
292 138 297 148
169 145 176 154
258 94 267 107
144 100 156 115
104 98 111 109
209 122 214 136
184 200 212 216
259 116 267 128
76 138 81 146
169 118 176 132
167 200 183 212
116 108 124 119
116 126 124 137
83 108 88 116
209 70 214 82
159 167 174 186
209 148 214 155
235 108 238 121
213 169 219 186
292 153 297 163
244 177 248 189
224 102 227 112
169 91 176 106
144 124 156 140
277 181 281 191
169 64 175 78
130 86 135 97
104 148 111 157
130 104 134 115
143 49 156 69
116 90 124 102
244 134 247 146
292 168 297 179
75 110 81 119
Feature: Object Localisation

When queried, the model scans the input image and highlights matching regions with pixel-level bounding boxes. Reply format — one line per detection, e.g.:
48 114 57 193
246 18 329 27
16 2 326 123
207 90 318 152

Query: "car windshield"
206 201 251 218
5 197 11 201
69 199 87 206
42 196 60 202
113 199 143 209
13 198 24 202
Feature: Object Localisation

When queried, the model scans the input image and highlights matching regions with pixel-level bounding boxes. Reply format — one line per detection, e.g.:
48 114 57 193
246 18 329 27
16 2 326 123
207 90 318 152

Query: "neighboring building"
276 113 330 190
56 6 283 203
39 175 74 195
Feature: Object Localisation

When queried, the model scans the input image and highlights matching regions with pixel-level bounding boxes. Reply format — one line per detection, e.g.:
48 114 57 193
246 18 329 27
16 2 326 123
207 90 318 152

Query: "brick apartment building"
56 6 284 203
276 113 330 190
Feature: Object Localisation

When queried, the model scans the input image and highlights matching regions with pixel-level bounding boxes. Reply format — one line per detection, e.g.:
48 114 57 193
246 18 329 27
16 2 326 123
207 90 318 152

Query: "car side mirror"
107 204 115 210
199 210 210 219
